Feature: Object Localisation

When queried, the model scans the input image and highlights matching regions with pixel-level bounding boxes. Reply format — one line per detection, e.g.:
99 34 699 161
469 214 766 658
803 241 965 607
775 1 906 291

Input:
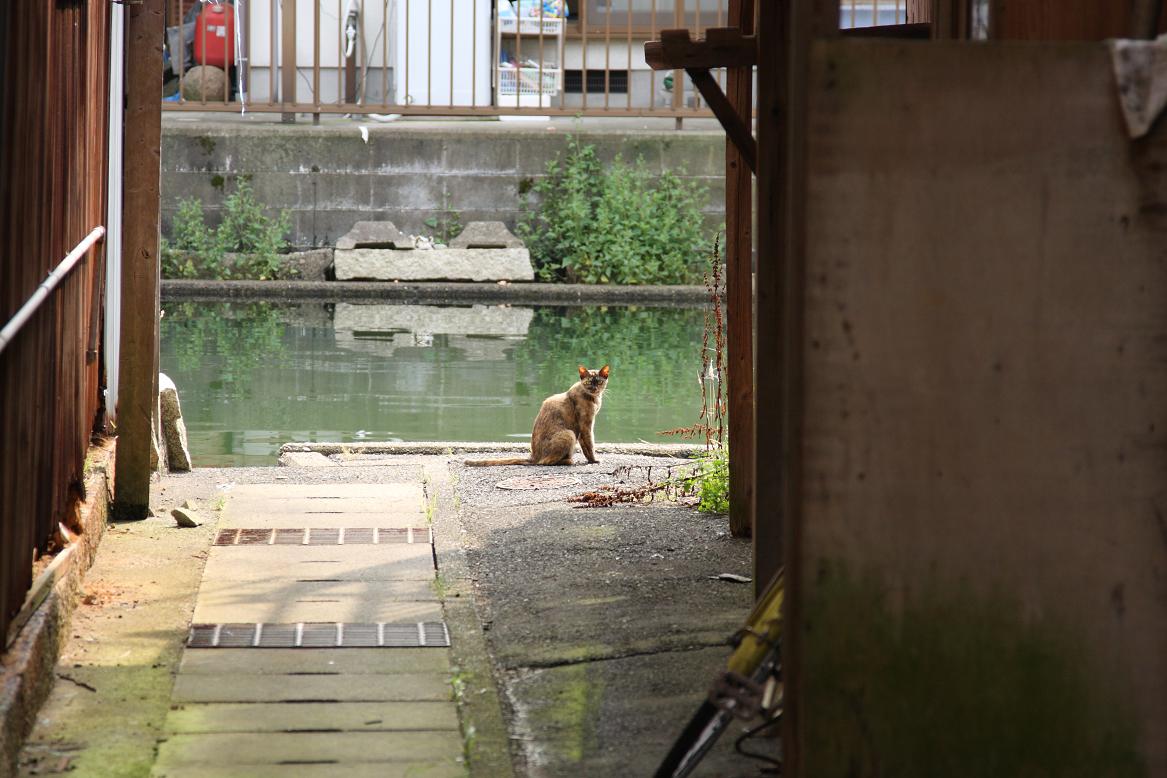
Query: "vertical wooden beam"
281 0 296 122
115 0 163 519
755 0 818 770
725 0 754 539
754 0 779 593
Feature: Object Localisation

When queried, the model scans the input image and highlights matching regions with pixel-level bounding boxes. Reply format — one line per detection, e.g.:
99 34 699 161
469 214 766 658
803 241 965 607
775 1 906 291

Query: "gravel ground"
451 453 778 777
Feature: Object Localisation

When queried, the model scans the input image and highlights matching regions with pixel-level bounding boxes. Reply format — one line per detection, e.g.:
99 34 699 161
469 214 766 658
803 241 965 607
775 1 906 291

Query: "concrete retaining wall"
161 120 726 247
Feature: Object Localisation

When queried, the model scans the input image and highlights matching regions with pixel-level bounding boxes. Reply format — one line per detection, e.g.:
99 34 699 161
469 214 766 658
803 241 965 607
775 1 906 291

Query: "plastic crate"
498 67 561 97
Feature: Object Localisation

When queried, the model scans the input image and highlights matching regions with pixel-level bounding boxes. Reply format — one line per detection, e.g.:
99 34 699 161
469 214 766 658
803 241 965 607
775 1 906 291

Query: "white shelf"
498 16 565 36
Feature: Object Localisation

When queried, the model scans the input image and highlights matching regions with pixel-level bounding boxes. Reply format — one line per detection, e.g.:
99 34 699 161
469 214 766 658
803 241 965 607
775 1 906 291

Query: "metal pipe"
0 227 106 357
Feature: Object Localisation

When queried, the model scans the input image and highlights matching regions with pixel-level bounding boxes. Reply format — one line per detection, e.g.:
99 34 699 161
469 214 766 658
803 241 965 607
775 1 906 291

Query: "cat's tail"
463 457 531 467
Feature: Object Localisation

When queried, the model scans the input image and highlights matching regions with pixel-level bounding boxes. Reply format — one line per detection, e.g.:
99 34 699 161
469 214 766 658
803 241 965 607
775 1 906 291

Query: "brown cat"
466 365 609 466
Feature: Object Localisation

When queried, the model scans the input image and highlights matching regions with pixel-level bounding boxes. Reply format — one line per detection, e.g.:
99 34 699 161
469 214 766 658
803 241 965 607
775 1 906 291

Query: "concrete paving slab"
194 579 436 614
192 597 443 623
180 647 451 675
171 673 452 703
218 510 428 528
154 731 463 766
227 484 422 499
224 496 425 519
165 701 459 733
153 761 465 778
200 544 435 582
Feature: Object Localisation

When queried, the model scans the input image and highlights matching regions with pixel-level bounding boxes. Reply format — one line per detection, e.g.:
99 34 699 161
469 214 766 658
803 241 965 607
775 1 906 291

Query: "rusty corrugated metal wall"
0 0 113 642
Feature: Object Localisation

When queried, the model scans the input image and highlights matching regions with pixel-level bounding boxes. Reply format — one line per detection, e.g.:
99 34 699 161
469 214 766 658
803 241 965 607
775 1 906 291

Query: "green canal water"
160 301 706 466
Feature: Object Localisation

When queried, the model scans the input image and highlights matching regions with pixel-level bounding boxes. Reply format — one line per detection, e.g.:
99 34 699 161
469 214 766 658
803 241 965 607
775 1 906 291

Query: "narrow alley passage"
151 483 464 776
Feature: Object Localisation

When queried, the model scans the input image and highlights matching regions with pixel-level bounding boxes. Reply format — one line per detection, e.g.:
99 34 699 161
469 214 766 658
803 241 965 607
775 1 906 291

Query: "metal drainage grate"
215 528 432 546
187 622 450 648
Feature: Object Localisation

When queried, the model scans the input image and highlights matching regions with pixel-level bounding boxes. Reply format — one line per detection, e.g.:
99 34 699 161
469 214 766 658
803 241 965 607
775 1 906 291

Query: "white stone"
332 247 534 282
159 373 193 472
277 451 338 467
172 507 203 528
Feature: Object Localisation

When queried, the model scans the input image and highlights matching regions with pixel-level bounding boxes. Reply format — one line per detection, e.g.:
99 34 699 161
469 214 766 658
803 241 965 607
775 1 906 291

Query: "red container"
193 4 235 69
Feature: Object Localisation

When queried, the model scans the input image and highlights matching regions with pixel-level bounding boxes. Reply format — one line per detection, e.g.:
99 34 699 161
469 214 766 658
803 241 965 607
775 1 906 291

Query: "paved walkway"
151 483 465 778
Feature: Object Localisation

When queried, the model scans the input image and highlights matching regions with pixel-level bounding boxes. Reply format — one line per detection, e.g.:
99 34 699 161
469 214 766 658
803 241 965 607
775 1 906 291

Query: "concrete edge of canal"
161 280 717 306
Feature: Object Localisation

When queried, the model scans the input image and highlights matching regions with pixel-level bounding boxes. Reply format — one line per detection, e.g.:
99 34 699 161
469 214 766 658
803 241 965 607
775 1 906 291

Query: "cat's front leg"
579 425 598 464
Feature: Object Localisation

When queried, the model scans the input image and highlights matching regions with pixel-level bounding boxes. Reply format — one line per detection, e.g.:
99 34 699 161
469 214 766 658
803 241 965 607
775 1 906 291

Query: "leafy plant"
424 192 463 245
162 178 291 279
517 136 710 284
684 444 729 513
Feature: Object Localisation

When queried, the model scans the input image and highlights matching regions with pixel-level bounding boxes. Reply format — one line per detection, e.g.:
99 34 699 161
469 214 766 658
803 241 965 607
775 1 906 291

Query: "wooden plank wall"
787 40 1167 776
0 2 112 641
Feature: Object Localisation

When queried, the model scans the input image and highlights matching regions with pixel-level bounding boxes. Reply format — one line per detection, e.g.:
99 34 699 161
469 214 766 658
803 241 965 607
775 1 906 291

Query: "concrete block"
298 172 373 210
444 138 518 174
335 221 410 250
450 221 524 249
192 596 443 624
366 135 446 174
169 673 452 704
369 174 445 213
441 175 523 211
334 247 534 282
159 373 192 472
515 136 573 176
153 732 461 767
199 544 435 582
179 646 448 675
153 763 466 778
164 701 459 734
278 249 333 281
217 509 427 529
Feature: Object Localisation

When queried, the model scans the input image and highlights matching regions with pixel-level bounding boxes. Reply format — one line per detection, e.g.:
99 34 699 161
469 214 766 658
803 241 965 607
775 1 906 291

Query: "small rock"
182 499 198 510
172 507 203 528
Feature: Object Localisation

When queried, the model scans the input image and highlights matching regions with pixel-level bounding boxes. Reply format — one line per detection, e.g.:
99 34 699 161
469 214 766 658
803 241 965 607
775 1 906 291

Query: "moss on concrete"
803 562 1146 777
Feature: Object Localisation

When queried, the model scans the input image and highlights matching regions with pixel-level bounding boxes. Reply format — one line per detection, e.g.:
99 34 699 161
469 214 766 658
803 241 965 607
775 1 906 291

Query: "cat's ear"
599 365 610 379
578 365 588 379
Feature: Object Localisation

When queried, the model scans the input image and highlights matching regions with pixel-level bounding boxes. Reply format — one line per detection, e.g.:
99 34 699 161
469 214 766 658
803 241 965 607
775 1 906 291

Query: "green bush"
162 178 291 280
517 136 710 284
685 444 729 513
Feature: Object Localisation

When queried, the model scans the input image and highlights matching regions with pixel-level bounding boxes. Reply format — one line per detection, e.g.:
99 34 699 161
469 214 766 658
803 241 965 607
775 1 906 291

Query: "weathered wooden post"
115 0 164 519
725 0 755 539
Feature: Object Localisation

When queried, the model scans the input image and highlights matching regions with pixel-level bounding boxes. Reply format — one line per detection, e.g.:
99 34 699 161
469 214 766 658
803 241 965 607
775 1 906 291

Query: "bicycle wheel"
654 701 735 778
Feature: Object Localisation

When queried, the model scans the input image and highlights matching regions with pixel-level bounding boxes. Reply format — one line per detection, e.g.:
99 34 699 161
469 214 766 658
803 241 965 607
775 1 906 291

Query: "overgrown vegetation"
517 136 710 284
162 178 291 279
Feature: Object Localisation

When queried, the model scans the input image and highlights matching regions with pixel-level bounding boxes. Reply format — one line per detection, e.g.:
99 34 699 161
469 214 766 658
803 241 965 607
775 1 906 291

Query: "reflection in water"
161 301 704 466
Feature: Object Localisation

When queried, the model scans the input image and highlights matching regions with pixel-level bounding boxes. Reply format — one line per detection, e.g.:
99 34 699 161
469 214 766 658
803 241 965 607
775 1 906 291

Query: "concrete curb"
161 280 714 306
422 459 516 778
280 441 702 459
0 440 115 776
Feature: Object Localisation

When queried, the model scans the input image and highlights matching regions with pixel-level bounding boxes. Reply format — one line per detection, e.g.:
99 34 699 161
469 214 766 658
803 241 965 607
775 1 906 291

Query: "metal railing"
162 1 911 119
0 228 106 356
160 0 761 118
